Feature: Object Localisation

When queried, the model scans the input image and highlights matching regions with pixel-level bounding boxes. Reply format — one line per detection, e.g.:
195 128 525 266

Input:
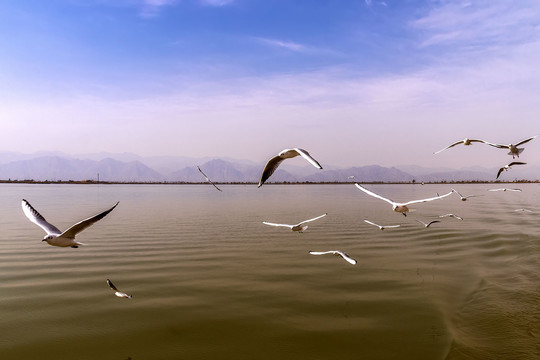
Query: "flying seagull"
354 183 452 216
514 208 533 213
484 135 538 158
434 138 490 154
488 188 522 192
21 199 119 248
309 250 357 265
496 162 526 179
438 213 463 220
451 189 481 201
197 166 222 191
262 213 327 233
416 219 440 228
363 219 400 230
258 148 322 187
107 279 132 299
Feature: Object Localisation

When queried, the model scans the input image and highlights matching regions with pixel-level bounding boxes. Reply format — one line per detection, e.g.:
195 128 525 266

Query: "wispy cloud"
256 37 307 52
198 0 235 6
412 1 540 49
139 0 176 18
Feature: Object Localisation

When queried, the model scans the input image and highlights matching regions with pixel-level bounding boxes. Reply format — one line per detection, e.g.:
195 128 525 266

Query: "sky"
1 0 540 169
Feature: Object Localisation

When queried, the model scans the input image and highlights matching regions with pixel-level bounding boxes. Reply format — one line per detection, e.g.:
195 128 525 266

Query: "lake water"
0 183 538 360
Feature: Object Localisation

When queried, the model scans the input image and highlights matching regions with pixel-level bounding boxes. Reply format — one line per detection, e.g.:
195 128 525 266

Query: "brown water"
0 183 538 359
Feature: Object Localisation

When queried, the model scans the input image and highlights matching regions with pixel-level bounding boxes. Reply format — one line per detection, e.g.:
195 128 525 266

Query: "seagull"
484 135 538 158
197 166 222 192
21 199 119 248
434 138 491 154
262 213 327 232
451 189 481 201
363 219 400 230
416 219 440 228
438 213 463 220
309 251 357 265
514 208 533 213
354 183 452 216
107 279 132 299
258 148 322 187
348 175 355 179
488 188 522 192
496 162 526 179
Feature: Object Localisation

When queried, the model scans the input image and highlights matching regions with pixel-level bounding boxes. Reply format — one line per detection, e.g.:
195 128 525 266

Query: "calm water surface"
0 183 538 359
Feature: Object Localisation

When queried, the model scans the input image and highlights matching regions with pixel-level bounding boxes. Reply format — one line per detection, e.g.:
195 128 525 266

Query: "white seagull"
484 135 538 158
416 219 440 228
309 251 357 265
107 279 132 299
363 219 400 230
488 188 522 192
439 213 463 220
197 166 222 192
258 148 322 187
354 184 452 216
514 208 533 213
496 162 526 179
262 213 327 233
451 189 481 201
21 199 119 248
434 138 491 154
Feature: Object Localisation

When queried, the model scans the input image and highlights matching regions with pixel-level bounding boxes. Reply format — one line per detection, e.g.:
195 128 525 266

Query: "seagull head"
42 235 54 242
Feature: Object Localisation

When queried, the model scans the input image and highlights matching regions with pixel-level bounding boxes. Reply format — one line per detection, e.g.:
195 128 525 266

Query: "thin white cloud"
412 1 540 49
256 37 307 52
198 0 235 6
139 0 176 18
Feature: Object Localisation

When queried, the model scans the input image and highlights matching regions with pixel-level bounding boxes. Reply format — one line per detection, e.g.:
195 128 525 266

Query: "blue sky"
1 0 540 168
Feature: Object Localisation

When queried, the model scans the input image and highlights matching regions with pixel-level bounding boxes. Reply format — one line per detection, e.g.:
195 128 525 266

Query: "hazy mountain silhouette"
1 151 537 182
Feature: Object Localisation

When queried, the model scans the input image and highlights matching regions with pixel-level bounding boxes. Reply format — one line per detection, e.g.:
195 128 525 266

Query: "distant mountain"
0 156 164 182
0 151 537 182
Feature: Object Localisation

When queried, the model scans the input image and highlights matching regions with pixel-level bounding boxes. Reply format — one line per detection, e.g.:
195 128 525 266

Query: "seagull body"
197 166 222 191
363 219 400 230
263 213 327 232
354 183 452 216
434 138 490 154
496 162 526 179
21 199 119 248
107 279 132 299
309 251 357 265
258 148 322 187
451 189 480 201
488 188 522 192
439 213 463 220
484 135 538 158
416 219 440 228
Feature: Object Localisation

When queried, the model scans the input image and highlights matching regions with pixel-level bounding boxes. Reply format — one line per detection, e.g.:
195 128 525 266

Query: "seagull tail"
299 225 308 233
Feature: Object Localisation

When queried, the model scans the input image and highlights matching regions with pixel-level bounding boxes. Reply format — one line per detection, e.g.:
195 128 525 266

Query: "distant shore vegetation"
1 179 538 185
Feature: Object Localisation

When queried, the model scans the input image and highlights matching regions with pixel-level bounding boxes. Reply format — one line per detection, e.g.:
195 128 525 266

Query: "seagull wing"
59 202 119 239
197 166 222 191
21 199 62 236
508 162 527 166
298 213 327 226
354 184 396 206
496 167 505 179
107 279 119 292
293 148 323 169
515 135 538 146
433 140 464 154
427 220 440 227
262 221 293 229
336 251 357 265
483 141 507 149
258 155 285 187
401 191 452 206
363 219 379 227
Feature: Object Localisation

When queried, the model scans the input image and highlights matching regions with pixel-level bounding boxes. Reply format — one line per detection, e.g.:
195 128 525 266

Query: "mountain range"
0 152 538 183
